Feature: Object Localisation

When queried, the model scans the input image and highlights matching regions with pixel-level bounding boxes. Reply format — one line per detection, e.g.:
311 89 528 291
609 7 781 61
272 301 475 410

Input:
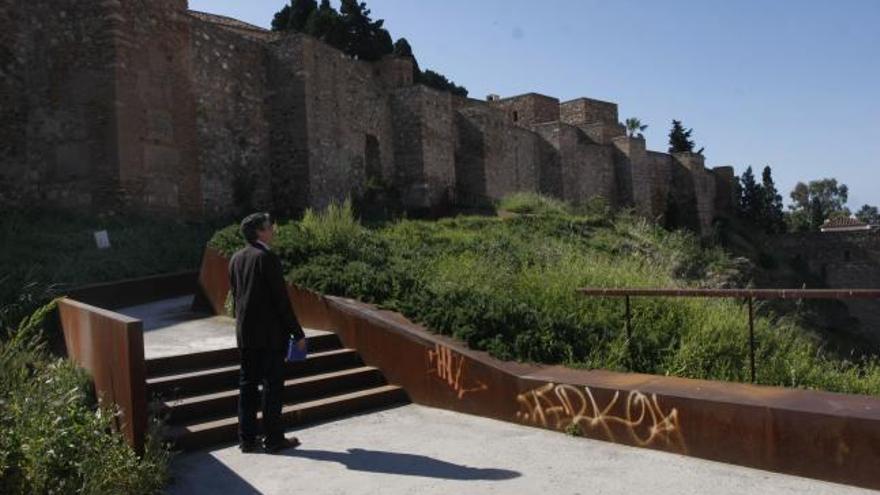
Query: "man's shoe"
239 441 260 453
263 436 300 453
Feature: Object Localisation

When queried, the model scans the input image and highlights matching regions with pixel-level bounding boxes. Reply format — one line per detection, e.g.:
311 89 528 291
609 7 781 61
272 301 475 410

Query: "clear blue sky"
189 0 880 210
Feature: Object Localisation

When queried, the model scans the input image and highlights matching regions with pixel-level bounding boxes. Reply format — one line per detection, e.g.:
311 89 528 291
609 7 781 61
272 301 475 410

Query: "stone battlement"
0 0 736 234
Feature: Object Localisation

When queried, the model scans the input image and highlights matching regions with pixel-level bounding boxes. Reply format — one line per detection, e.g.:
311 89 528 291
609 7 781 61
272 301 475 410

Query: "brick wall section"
284 35 396 212
390 85 455 211
0 0 119 209
377 56 415 89
112 0 202 217
774 230 880 341
454 104 548 207
612 136 651 216
490 93 560 127
266 36 309 215
712 166 737 217
560 97 618 125
674 152 716 235
190 17 271 217
532 122 616 207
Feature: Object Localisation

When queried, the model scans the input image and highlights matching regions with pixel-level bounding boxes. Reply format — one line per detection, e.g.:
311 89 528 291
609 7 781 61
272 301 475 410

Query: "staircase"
145 331 408 451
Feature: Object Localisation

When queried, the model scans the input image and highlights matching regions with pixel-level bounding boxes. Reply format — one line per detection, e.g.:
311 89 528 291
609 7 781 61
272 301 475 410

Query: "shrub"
498 192 568 216
0 301 171 494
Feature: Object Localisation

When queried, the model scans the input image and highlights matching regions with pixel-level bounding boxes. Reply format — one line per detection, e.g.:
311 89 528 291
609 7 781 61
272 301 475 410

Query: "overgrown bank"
209 195 880 396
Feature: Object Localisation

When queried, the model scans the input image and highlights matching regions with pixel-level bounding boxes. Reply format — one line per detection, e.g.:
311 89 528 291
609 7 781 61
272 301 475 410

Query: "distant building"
820 217 873 233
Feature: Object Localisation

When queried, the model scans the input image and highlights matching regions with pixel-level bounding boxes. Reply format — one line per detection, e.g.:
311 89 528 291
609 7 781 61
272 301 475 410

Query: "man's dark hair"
240 212 271 242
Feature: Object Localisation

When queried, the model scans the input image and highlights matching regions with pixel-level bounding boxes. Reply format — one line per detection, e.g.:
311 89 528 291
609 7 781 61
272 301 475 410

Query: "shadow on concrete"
167 453 263 495
285 447 521 481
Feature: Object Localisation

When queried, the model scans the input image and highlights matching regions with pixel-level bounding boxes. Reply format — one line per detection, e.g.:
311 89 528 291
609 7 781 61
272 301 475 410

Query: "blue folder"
286 336 308 362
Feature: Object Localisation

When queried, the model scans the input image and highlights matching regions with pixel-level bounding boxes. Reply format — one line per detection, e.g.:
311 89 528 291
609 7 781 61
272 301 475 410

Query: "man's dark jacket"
229 241 305 350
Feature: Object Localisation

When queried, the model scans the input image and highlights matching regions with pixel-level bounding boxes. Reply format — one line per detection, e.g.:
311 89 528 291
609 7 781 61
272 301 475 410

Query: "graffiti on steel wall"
427 344 488 399
516 383 686 452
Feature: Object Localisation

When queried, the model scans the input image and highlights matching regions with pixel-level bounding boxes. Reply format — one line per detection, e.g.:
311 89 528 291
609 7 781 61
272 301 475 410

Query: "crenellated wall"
1 0 737 235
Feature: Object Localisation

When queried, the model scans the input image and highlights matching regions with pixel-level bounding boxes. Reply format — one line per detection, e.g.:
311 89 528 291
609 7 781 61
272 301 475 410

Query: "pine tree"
392 38 413 57
760 166 786 233
304 0 345 49
738 166 760 220
271 4 292 31
271 0 317 31
339 0 392 61
668 120 695 153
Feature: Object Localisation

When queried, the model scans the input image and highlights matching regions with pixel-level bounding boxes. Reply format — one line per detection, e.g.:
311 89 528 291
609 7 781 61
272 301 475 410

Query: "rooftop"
821 216 872 232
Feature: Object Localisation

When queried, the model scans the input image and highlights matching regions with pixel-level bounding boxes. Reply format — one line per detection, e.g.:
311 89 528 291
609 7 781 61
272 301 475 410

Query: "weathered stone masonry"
1 0 736 233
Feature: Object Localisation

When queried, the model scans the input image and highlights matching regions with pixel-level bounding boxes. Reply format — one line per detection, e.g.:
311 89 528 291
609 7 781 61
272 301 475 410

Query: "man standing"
229 213 307 453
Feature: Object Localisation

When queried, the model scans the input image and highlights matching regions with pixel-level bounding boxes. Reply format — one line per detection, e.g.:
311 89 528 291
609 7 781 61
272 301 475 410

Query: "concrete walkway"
117 295 330 359
167 404 876 495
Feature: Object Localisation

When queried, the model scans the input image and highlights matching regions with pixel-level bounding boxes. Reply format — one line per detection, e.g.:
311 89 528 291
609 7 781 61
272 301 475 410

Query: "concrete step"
160 366 386 424
147 348 362 399
145 333 342 378
166 384 409 451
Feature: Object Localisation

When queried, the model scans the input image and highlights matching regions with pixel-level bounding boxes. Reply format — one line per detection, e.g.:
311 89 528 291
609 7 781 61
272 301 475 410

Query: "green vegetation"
0 301 170 493
786 178 851 232
624 117 648 139
0 208 214 493
667 119 703 155
856 204 880 225
0 208 216 333
737 165 786 234
209 196 880 396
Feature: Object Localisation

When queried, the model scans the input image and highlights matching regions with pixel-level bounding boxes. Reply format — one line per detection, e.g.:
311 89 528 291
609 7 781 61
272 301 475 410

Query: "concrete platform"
167 404 876 495
116 295 331 359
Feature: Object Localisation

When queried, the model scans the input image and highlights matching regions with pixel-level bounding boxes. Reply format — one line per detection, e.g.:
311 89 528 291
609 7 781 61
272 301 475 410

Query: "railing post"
748 296 756 383
624 295 632 341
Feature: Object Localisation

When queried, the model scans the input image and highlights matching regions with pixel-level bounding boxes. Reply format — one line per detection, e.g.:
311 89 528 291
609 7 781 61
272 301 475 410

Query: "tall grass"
0 301 171 493
209 195 880 396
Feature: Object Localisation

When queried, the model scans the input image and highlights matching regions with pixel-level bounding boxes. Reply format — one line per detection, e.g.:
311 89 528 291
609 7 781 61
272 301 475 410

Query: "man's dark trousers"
238 348 286 445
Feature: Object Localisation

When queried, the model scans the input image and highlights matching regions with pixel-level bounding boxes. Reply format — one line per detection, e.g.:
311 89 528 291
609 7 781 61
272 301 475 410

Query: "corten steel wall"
57 298 147 452
198 246 880 490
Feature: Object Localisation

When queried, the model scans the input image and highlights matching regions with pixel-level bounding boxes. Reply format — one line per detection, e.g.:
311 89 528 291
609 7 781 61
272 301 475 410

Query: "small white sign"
94 230 111 249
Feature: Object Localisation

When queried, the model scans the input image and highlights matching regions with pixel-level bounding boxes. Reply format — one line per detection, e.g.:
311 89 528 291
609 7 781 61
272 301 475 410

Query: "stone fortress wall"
774 229 880 340
0 0 738 235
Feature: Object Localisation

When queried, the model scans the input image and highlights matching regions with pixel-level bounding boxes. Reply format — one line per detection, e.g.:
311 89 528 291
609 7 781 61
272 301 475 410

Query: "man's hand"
296 338 307 352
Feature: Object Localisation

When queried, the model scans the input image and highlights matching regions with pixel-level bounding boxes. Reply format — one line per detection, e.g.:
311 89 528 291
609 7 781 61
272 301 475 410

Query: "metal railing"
576 288 880 383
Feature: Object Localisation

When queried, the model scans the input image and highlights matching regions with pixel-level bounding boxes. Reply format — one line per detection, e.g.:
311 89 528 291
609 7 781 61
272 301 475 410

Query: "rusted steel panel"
198 247 880 489
197 248 232 315
578 287 880 299
57 298 147 453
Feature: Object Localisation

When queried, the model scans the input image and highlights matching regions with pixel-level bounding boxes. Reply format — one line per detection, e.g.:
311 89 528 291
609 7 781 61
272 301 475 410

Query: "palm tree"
624 117 648 138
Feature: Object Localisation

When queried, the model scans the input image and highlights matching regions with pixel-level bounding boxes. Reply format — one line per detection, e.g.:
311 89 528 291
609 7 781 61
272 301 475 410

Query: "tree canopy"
786 178 851 232
856 204 880 225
